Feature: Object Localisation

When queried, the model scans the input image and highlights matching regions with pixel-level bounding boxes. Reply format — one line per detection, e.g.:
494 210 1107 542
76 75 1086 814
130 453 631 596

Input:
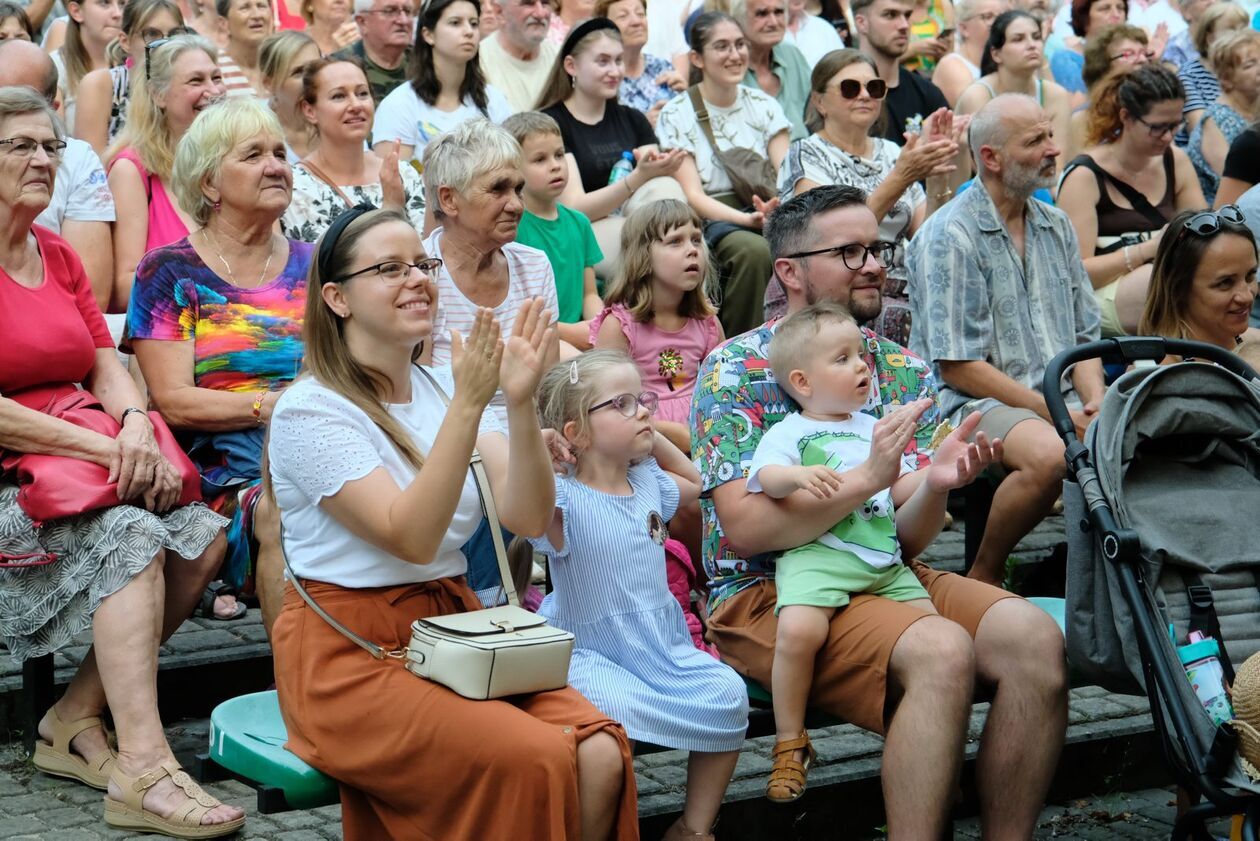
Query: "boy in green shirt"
504 112 603 350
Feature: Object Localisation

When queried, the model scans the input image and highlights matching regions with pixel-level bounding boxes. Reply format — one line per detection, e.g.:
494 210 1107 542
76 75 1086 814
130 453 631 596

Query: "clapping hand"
450 307 503 411
924 411 1003 493
636 147 686 180
332 19 361 49
896 130 958 182
859 399 931 490
745 194 781 229
379 139 405 211
500 297 558 406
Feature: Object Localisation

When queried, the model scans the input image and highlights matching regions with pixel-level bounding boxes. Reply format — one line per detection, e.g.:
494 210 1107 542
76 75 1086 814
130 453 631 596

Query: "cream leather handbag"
280 366 573 701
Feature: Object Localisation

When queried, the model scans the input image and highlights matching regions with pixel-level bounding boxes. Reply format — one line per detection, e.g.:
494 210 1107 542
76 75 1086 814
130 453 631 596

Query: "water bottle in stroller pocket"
1178 631 1235 727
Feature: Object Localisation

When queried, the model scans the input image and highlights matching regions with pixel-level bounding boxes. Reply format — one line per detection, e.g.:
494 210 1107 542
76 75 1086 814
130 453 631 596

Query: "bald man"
907 93 1104 586
0 39 115 313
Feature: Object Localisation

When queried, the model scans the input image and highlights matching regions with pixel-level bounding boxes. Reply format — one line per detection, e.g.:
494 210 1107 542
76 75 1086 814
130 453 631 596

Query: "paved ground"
1 513 1214 839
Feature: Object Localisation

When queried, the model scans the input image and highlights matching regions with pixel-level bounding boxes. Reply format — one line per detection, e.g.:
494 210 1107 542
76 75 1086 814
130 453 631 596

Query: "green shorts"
774 543 930 614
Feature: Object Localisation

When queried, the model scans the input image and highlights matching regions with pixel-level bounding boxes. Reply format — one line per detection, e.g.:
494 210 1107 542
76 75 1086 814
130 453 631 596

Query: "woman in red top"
0 88 245 838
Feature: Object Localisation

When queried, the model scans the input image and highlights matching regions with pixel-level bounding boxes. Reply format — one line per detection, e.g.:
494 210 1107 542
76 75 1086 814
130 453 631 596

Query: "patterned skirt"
0 485 227 662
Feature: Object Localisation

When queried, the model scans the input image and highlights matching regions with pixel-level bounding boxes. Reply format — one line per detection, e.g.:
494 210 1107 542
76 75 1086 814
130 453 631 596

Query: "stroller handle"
1041 337 1259 444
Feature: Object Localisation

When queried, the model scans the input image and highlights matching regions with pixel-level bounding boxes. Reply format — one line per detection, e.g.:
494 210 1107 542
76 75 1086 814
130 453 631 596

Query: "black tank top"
1063 149 1176 254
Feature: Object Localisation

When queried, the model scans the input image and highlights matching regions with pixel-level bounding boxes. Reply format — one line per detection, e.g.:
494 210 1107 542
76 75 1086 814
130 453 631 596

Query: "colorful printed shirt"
127 237 312 393
692 321 940 611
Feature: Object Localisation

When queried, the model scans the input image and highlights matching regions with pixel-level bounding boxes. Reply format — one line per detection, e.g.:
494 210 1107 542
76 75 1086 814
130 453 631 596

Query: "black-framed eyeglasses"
1133 114 1185 138
140 24 195 45
1181 205 1247 237
588 391 659 418
0 136 67 161
332 258 444 285
782 240 895 270
831 78 887 100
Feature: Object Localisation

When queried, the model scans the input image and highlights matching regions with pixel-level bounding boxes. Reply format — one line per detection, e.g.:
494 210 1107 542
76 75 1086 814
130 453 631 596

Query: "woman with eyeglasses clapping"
772 49 964 344
1057 63 1205 338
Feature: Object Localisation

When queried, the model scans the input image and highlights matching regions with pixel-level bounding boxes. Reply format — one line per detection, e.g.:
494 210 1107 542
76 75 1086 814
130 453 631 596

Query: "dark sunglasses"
143 29 197 81
1182 205 1247 237
831 78 887 100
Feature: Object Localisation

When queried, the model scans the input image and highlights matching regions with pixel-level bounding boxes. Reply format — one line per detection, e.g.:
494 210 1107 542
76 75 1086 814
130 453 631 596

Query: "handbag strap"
415 366 520 608
298 158 357 209
278 513 405 660
688 85 723 159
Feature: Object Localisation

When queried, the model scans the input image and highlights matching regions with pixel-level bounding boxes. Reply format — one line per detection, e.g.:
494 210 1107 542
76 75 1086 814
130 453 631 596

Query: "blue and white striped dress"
529 459 749 752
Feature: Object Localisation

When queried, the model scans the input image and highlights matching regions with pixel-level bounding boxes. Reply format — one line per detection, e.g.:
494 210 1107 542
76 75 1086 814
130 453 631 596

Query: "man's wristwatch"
120 407 147 425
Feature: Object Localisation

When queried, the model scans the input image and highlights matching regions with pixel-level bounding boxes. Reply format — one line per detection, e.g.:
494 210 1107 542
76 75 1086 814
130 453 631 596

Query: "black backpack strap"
1178 569 1236 684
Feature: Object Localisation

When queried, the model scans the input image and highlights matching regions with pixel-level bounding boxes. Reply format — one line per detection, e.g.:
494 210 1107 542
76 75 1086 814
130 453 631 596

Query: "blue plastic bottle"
607 151 635 185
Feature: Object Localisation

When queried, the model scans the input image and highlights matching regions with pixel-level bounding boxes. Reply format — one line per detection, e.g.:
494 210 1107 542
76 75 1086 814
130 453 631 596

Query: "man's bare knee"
1003 421 1066 481
893 616 976 691
978 600 1067 692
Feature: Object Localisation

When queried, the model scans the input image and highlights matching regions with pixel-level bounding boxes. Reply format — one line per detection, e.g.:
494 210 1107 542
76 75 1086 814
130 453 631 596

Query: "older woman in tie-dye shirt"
127 98 310 630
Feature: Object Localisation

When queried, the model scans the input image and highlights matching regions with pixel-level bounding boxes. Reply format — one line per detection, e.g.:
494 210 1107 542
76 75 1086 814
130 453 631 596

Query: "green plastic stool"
200 690 338 813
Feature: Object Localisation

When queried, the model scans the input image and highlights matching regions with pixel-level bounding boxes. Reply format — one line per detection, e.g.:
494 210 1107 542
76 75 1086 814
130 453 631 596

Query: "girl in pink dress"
591 199 723 454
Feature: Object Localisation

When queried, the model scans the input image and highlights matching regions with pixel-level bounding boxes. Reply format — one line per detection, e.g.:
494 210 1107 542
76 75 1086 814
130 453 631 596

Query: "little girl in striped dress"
531 351 749 841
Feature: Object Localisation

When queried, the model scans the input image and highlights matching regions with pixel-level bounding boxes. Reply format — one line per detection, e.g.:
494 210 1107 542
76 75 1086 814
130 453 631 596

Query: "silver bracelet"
120 406 147 425
1122 245 1134 274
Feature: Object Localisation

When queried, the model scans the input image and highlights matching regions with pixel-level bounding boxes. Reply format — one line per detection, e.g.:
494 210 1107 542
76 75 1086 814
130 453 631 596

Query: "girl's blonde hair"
107 33 218 179
259 29 317 91
303 208 428 470
106 0 183 66
603 199 717 324
537 350 638 448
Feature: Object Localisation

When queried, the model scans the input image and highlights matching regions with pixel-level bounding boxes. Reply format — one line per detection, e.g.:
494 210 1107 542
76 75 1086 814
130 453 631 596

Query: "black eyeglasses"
1181 205 1246 237
332 258 444 285
1133 114 1185 138
831 78 887 100
140 24 195 45
782 240 895 270
588 391 659 418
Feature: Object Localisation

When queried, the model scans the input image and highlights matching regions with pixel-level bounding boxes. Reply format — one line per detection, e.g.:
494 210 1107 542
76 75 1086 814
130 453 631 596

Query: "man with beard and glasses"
853 0 950 145
479 0 558 111
691 182 1069 839
907 93 1103 587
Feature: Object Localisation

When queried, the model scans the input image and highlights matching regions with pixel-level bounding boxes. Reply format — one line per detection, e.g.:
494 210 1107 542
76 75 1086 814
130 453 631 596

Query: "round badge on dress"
647 511 668 545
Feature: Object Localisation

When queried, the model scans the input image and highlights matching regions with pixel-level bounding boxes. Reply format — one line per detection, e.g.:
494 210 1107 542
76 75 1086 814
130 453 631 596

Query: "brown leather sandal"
662 816 716 841
32 708 116 790
104 760 245 839
766 730 817 803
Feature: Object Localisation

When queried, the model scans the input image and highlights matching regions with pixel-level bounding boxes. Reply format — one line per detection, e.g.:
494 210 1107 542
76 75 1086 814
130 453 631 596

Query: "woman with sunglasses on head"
283 56 425 245
106 34 227 313
373 0 513 166
52 0 125 136
1187 29 1260 206
75 0 187 156
772 49 963 344
1140 205 1258 357
1057 63 1204 338
955 9 1071 170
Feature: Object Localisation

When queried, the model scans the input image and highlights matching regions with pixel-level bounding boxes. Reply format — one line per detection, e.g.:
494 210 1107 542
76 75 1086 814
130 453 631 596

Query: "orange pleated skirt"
272 576 641 841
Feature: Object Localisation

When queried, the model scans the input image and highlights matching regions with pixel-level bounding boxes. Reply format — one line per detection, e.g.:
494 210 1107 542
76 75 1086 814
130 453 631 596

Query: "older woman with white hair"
0 86 243 839
129 97 312 633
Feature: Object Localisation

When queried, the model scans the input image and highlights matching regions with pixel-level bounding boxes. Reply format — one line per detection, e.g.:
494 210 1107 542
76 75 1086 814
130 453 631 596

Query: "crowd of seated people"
1 0 1258 837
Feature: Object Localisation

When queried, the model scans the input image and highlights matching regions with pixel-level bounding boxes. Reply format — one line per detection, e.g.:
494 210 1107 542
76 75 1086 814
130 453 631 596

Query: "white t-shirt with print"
36 137 115 234
656 84 792 196
374 83 514 163
422 229 560 427
268 364 503 588
747 411 916 569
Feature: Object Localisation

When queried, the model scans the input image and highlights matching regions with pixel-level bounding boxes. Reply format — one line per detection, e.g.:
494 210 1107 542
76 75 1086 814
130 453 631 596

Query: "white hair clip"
569 360 579 384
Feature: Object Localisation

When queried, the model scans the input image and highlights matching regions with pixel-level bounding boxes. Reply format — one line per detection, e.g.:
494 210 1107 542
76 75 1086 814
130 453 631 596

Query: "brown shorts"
972 405 1044 443
705 561 1018 735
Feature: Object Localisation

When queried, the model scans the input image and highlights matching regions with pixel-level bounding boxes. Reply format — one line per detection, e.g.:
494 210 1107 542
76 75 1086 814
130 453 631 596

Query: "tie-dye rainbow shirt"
127 237 312 393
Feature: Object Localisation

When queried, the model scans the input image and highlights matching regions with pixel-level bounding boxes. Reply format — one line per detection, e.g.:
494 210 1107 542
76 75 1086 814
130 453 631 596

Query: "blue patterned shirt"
618 53 679 113
905 179 1101 421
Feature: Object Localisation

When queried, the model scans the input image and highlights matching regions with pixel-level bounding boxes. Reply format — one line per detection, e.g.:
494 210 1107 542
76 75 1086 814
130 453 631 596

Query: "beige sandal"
662 816 716 841
766 730 817 804
32 708 116 790
104 760 245 839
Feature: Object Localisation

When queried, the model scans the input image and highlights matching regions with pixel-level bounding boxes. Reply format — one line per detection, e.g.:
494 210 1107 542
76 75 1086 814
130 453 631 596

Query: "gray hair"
968 92 1035 169
0 85 62 142
171 97 286 226
0 39 61 103
422 118 522 220
353 0 378 14
728 0 787 24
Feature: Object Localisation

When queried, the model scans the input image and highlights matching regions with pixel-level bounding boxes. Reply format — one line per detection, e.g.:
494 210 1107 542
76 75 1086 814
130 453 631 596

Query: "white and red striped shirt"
217 54 257 99
424 228 560 427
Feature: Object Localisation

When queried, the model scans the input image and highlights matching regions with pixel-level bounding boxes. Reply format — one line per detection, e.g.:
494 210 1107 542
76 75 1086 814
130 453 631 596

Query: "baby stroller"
1044 336 1260 841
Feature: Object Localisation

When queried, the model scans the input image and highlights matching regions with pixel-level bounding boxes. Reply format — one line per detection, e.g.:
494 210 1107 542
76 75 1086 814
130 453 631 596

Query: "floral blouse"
618 53 679 114
280 161 426 243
